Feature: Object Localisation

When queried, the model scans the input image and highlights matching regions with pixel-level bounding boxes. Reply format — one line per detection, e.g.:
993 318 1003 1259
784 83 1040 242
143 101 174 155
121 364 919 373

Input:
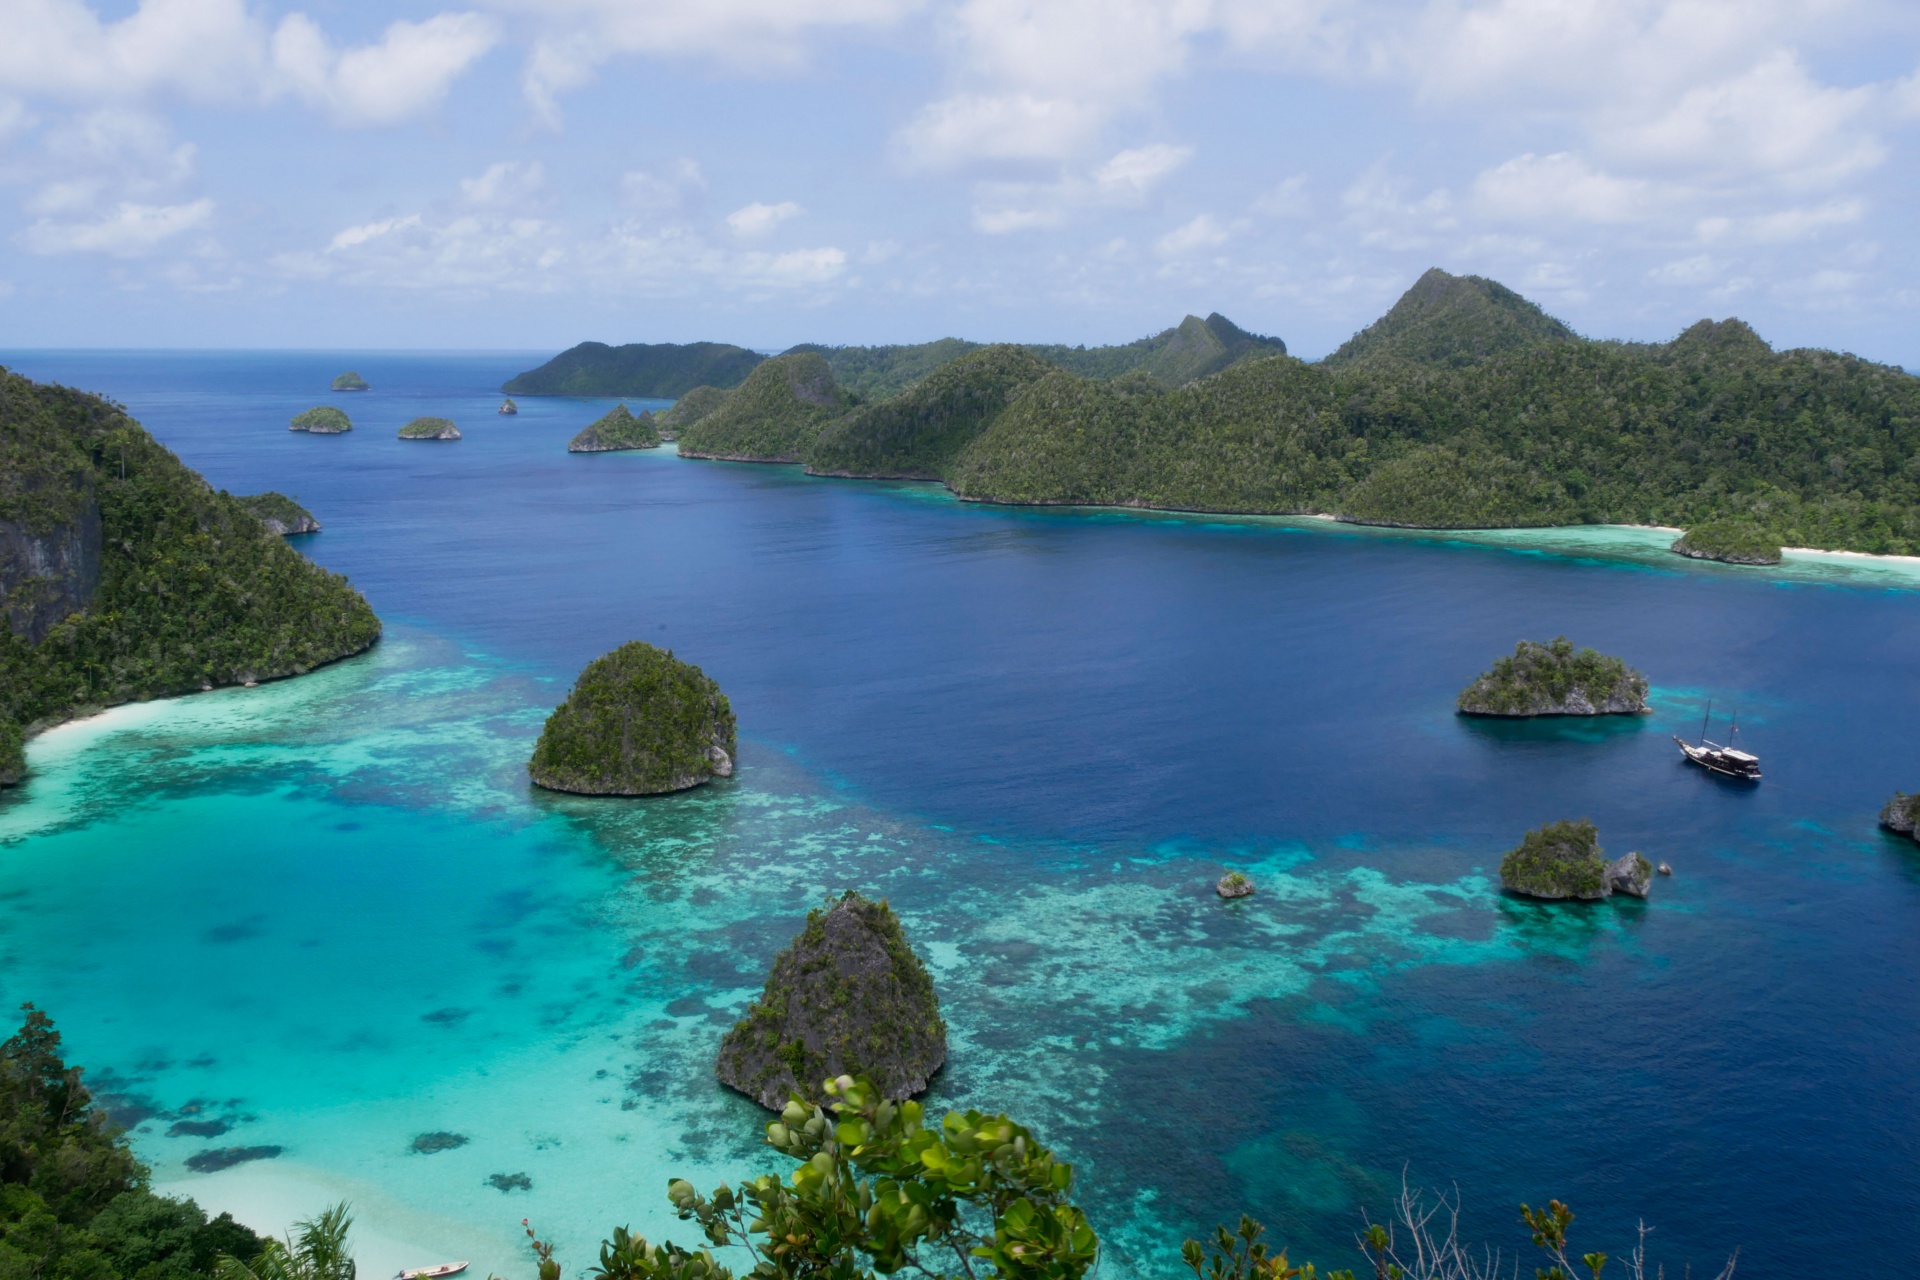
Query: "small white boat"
397 1264 469 1280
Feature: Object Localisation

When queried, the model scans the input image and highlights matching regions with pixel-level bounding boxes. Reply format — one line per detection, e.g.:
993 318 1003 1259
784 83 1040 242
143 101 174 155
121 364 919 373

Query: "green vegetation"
0 368 381 787
531 1074 1733 1280
677 353 855 462
499 398 518 415
1322 267 1575 371
1034 313 1287 385
654 386 731 439
1500 819 1608 900
397 417 460 440
1672 520 1783 565
528 641 735 795
568 404 661 453
0 719 19 786
288 407 351 434
213 1204 353 1280
329 372 368 392
503 342 764 397
0 1004 268 1280
717 892 945 1108
235 493 319 536
797 338 983 400
807 346 1057 478
1457 637 1647 716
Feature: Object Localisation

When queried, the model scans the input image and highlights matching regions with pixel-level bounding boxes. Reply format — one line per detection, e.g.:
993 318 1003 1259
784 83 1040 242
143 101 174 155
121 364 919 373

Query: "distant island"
503 341 766 398
568 404 660 452
716 891 945 1109
639 267 1920 558
528 641 735 794
237 492 321 535
1671 521 1783 565
1500 820 1652 900
499 397 518 415
509 313 1287 403
1880 792 1920 844
331 371 369 391
0 367 380 788
1458 638 1648 716
398 417 461 440
290 406 352 433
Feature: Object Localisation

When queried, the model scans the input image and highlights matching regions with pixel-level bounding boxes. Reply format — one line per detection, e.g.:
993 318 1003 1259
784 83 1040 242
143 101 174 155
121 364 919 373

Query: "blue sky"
1 0 1918 361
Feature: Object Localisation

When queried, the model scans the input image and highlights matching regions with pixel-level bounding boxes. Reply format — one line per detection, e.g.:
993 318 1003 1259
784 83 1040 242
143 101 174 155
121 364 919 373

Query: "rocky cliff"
716 892 946 1109
0 496 102 643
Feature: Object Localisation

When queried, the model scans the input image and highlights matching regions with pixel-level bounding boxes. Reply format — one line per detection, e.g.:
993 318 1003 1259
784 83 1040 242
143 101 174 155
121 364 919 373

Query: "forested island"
647 268 1920 556
0 366 381 787
398 417 461 440
1458 638 1647 716
289 406 351 433
330 371 369 391
568 404 660 452
528 641 735 794
504 341 765 397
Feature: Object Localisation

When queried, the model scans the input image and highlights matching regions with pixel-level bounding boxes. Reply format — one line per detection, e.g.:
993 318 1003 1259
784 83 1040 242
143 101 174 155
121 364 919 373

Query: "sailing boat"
1674 701 1761 780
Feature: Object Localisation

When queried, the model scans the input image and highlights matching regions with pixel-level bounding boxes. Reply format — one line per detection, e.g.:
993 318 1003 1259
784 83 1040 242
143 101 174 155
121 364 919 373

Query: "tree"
534 1075 1096 1280
215 1203 356 1280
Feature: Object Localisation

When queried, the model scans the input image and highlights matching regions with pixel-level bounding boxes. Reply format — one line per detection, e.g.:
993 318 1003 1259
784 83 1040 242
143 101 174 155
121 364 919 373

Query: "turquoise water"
2 350 1918 1277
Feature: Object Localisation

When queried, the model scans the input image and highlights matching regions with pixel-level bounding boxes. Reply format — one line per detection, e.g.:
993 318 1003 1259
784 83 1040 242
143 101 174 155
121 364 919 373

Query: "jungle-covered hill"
504 340 766 397
673 269 1920 556
0 367 381 784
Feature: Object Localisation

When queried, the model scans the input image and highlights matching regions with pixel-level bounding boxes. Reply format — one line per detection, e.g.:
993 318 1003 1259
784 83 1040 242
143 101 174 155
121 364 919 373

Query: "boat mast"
1700 699 1712 746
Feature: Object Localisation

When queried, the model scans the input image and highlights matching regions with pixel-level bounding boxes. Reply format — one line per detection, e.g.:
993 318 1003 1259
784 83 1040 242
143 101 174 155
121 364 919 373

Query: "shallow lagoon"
2 350 1918 1277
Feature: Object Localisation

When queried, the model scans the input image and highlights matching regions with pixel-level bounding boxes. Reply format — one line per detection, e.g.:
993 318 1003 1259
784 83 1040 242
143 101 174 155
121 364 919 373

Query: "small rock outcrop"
716 892 946 1109
1880 792 1920 842
568 404 661 453
498 398 518 415
1500 819 1608 900
1458 637 1648 716
1671 521 1782 566
398 417 461 441
1500 821 1657 902
290 406 352 433
237 492 321 536
1216 871 1254 898
331 371 370 392
528 641 735 795
1607 852 1654 898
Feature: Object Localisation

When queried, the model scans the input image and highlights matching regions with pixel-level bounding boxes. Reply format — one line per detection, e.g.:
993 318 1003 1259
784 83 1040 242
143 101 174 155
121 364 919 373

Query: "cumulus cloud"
19 196 212 255
460 160 545 206
620 159 706 210
1155 212 1228 256
272 11 499 127
1094 144 1191 197
1473 153 1653 225
726 200 804 237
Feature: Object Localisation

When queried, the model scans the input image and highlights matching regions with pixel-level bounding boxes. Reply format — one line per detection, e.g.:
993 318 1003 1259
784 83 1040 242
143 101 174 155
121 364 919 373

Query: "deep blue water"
0 349 1916 1278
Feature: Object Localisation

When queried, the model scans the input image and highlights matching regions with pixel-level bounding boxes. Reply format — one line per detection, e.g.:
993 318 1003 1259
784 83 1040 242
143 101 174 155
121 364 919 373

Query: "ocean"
1 349 1916 1278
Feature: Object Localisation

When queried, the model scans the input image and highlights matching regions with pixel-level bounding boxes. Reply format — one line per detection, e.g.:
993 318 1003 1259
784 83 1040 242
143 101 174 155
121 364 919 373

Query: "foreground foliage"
213 1204 354 1280
0 368 381 783
0 1005 266 1280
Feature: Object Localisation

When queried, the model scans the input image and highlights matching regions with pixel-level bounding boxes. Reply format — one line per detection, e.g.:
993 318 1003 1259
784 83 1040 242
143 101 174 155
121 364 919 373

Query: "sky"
1 0 1918 361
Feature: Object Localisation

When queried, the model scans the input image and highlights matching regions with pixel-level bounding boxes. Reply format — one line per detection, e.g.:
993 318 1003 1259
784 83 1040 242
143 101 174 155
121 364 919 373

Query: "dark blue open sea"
1 350 1916 1278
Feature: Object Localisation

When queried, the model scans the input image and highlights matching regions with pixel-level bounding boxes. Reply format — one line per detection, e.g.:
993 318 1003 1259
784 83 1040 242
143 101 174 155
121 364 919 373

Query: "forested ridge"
671 268 1920 556
0 368 381 784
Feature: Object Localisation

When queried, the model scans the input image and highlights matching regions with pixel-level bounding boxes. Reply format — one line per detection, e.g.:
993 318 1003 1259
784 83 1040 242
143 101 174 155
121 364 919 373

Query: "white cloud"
726 200 804 238
461 160 544 206
273 11 499 127
620 159 706 210
895 93 1106 169
508 0 918 125
1473 153 1652 225
1155 212 1228 256
1093 143 1191 197
1253 175 1310 218
19 196 212 255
